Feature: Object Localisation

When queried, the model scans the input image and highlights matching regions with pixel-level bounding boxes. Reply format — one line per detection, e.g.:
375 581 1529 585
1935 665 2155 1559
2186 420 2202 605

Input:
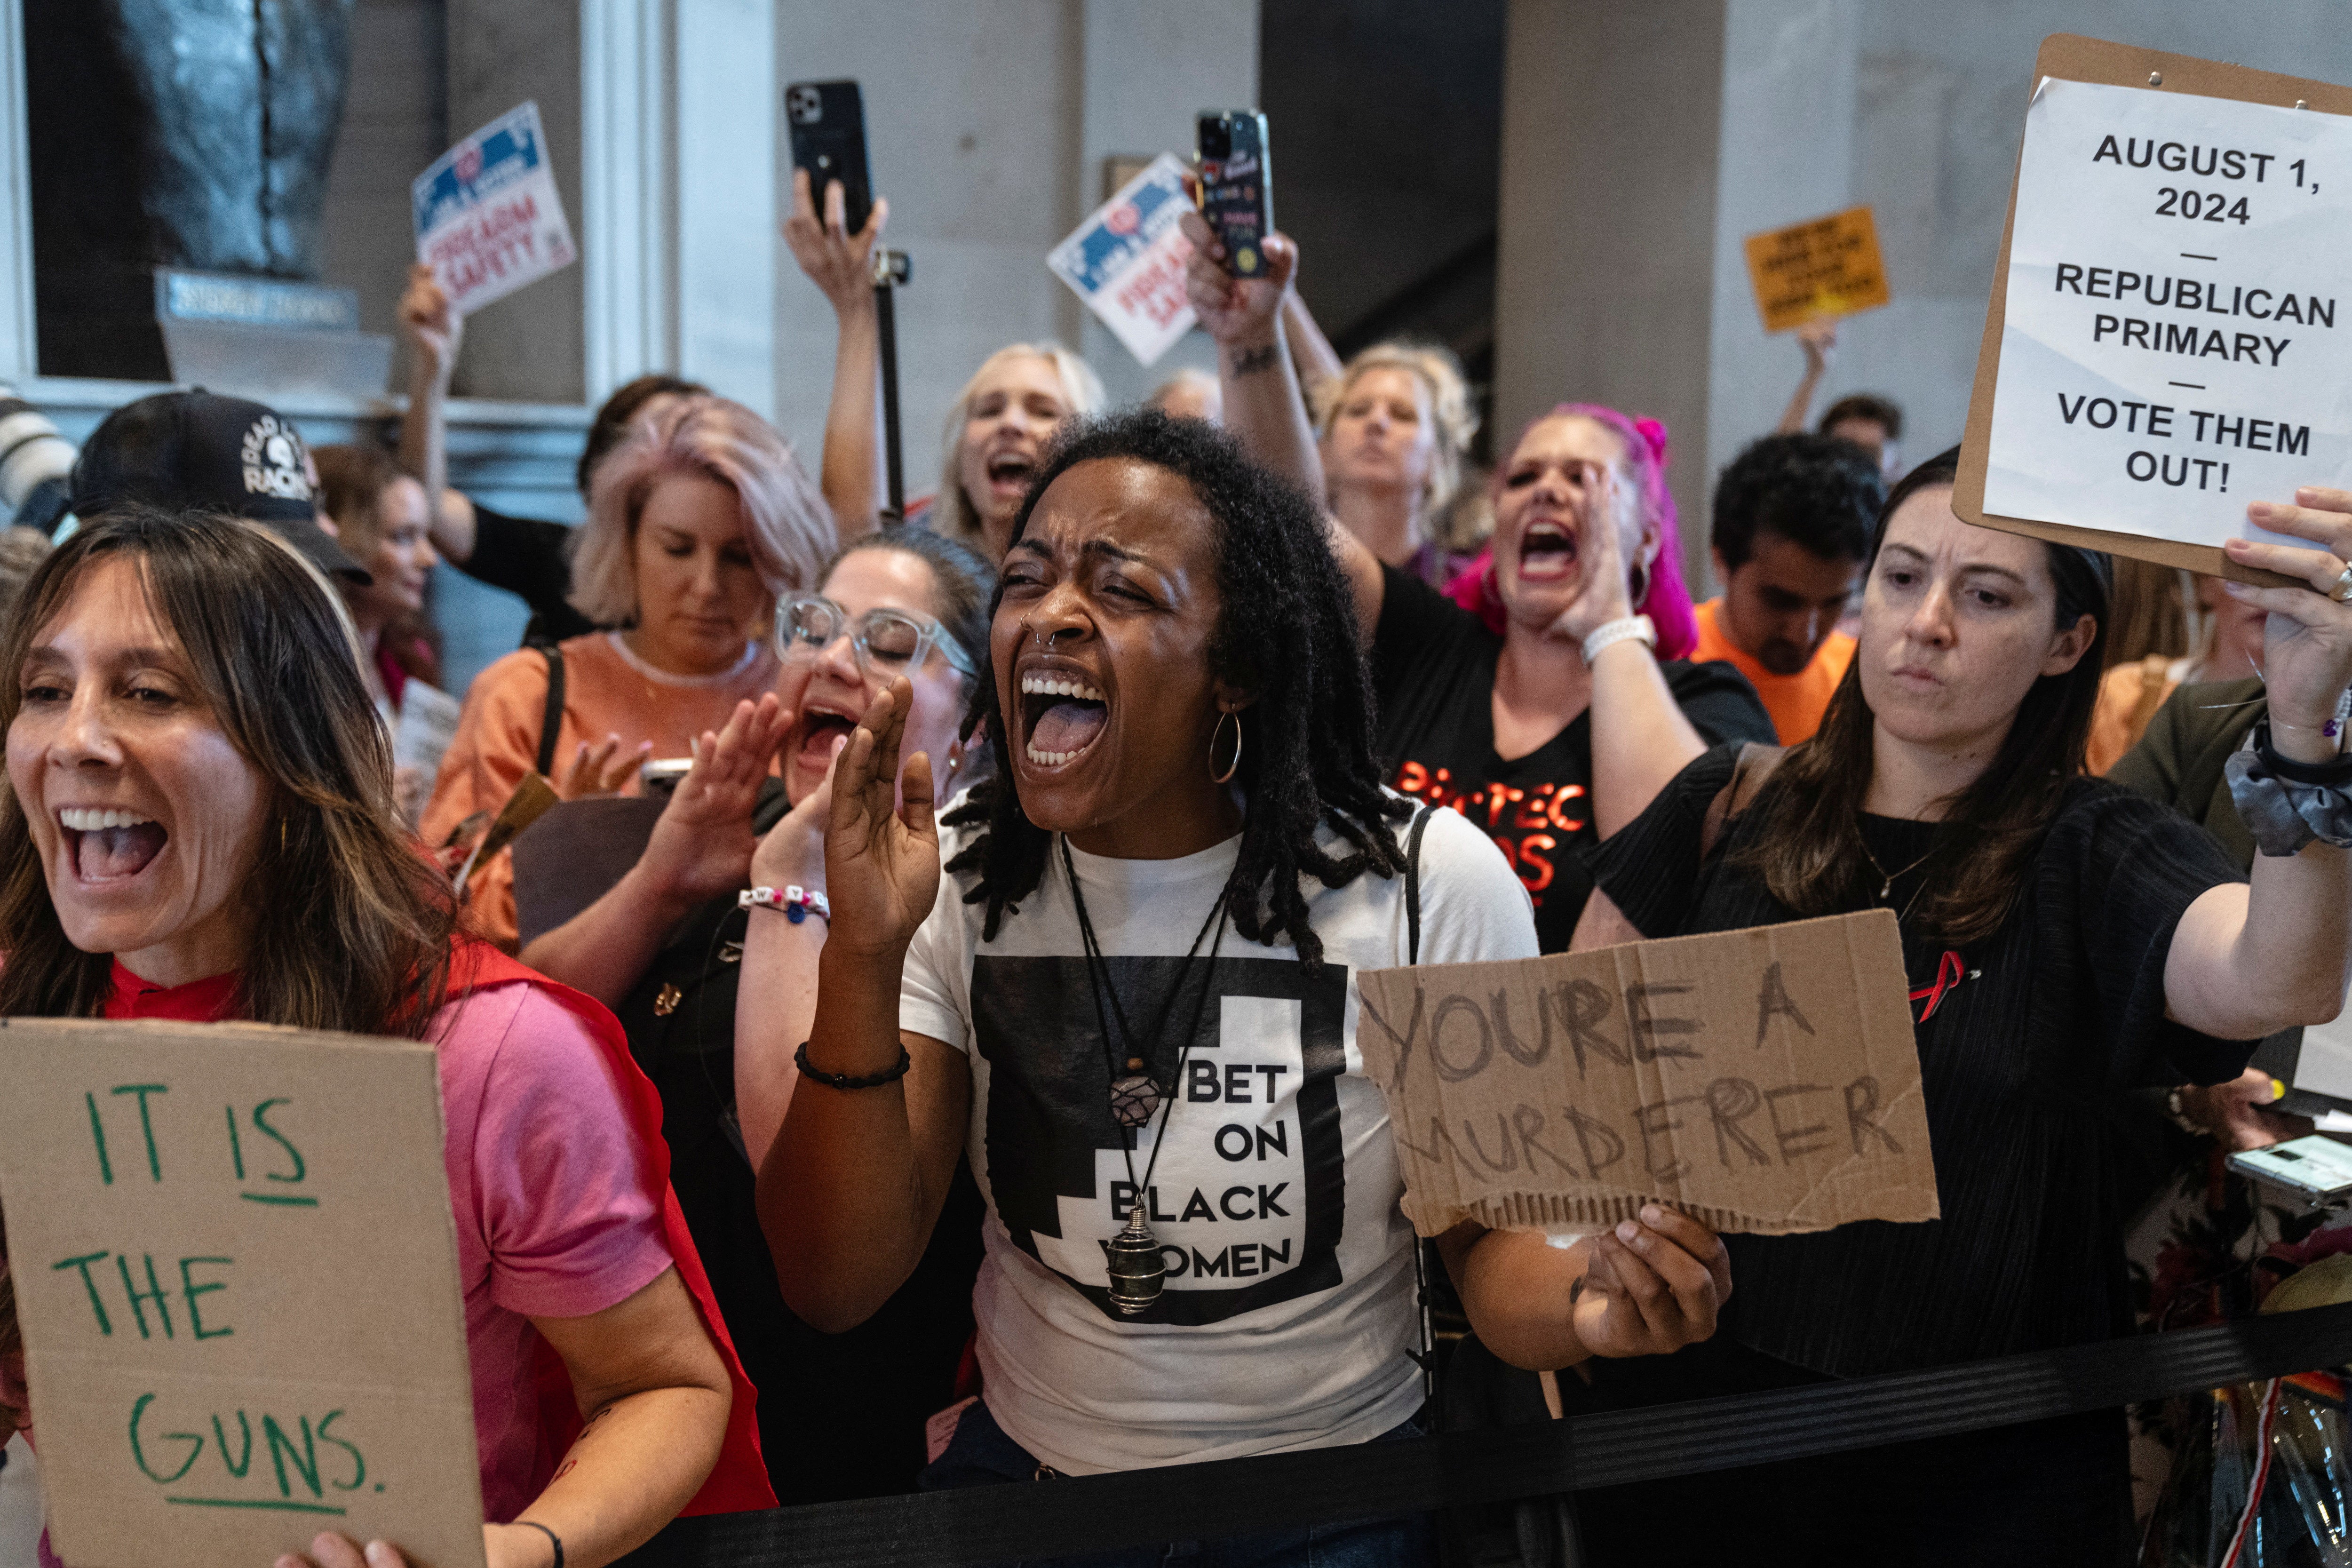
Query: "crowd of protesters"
0 111 2348 1568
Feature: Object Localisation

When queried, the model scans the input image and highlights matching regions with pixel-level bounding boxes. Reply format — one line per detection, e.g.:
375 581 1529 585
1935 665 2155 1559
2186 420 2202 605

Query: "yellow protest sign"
1743 206 1892 333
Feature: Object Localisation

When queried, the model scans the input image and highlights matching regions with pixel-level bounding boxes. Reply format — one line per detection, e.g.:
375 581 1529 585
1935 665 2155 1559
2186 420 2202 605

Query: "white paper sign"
390 680 462 781
1983 79 2352 550
1046 153 1197 367
412 102 578 318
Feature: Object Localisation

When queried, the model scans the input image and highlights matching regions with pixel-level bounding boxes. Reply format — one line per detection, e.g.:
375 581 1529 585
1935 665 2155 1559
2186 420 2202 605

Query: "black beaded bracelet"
794 1040 913 1089
513 1520 563 1568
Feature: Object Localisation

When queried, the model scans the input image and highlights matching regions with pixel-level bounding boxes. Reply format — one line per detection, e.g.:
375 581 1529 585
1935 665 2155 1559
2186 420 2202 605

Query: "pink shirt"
429 979 675 1520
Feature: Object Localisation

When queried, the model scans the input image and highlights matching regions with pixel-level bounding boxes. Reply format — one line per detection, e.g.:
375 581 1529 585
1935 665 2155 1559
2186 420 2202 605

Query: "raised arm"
785 170 890 533
1444 1208 1731 1372
755 681 969 1331
519 697 789 1007
1773 318 1837 437
1180 210 1383 639
396 263 480 565
2163 488 2352 1038
1281 289 1344 407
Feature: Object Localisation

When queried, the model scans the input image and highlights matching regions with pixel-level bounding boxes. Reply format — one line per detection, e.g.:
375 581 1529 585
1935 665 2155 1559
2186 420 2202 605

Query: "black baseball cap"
69 390 370 583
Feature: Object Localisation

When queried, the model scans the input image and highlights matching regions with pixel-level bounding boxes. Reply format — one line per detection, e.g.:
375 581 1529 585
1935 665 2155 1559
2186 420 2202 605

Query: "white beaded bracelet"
739 884 831 924
1580 614 1657 666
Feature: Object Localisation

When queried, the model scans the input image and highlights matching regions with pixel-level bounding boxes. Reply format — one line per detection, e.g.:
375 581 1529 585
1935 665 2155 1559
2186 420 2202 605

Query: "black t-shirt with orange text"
1370 563 1773 952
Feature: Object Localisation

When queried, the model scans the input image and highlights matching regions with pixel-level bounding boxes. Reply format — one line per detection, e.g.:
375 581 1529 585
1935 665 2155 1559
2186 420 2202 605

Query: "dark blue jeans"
919 1400 1437 1568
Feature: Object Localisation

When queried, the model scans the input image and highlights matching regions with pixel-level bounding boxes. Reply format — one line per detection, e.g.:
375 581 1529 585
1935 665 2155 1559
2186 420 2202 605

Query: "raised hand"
823 679 939 959
1572 1205 1732 1360
641 695 791 904
2222 488 2352 757
1796 316 1839 374
1542 461 1642 648
397 263 461 386
1178 208 1296 346
554 732 654 800
751 732 844 893
785 167 889 314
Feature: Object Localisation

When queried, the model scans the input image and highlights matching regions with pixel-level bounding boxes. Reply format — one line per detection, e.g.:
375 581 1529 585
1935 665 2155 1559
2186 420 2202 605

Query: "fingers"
823 175 846 236
2220 576 2343 627
2242 496 2352 558
899 748 938 842
306 1532 369 1568
1261 232 1299 288
869 676 913 790
789 167 815 221
1638 1204 1733 1306
859 195 890 247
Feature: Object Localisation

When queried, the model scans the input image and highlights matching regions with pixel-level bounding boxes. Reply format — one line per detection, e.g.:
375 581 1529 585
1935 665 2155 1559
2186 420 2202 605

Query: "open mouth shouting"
1019 668 1109 769
1516 517 1581 581
57 805 167 885
985 447 1038 501
790 699 862 774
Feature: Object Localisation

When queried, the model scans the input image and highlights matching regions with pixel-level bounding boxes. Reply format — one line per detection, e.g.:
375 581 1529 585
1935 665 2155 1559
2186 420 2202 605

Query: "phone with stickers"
1195 110 1273 277
785 79 875 234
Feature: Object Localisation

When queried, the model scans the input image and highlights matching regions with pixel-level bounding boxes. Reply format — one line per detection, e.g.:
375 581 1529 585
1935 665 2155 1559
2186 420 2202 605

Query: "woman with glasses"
422 395 845 950
518 527 995 1504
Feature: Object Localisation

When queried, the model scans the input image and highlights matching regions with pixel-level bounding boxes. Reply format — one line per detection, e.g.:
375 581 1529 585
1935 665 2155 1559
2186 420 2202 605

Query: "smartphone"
640 757 692 794
785 79 874 234
1195 110 1272 277
2229 1134 2352 1206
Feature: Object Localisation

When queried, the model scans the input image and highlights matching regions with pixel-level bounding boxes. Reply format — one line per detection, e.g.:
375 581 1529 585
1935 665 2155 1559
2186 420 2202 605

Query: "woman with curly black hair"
746 410 1729 1562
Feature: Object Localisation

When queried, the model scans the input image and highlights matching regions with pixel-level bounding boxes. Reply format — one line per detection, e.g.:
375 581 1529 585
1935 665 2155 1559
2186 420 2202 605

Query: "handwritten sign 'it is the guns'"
1355 910 1938 1237
0 1019 484 1568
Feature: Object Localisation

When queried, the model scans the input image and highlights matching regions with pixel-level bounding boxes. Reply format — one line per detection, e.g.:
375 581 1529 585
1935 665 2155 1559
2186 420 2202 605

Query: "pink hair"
1443 402 1698 660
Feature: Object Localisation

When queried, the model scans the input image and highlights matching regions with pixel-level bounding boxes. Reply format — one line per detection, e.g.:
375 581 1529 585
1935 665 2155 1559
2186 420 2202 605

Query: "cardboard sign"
413 102 578 318
0 1019 485 1568
1741 207 1891 333
1959 38 2352 581
1354 910 1938 1237
1046 152 1197 367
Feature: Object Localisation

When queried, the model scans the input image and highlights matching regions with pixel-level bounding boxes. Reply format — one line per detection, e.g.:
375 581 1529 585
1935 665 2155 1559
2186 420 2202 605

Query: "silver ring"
2330 564 2352 604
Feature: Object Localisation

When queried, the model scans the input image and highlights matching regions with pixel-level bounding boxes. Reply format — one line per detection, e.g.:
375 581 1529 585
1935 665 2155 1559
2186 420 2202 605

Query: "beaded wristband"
795 1040 913 1090
1580 614 1656 666
740 884 831 923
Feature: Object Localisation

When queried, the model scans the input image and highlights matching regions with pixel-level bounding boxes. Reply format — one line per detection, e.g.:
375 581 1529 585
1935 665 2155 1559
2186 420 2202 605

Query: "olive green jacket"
2107 676 2265 875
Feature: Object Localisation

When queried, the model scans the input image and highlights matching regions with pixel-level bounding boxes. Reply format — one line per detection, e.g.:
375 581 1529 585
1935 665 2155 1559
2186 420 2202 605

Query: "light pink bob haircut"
569 394 834 626
1446 402 1698 661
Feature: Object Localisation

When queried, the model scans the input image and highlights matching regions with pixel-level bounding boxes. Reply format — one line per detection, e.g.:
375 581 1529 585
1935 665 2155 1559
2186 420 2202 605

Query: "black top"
1589 745 2254 1377
461 501 596 645
1370 563 1774 952
614 783 984 1501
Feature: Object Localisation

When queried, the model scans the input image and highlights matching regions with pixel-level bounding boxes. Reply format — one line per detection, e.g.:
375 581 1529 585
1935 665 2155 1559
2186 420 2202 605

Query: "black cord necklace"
1060 836 1230 1316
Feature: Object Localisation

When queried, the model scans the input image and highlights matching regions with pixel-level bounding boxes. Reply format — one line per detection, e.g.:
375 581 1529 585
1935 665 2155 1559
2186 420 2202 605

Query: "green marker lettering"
251 1098 306 1185
51 1251 112 1335
318 1410 366 1492
179 1256 234 1340
128 1393 201 1484
263 1414 322 1499
85 1091 112 1184
114 1252 174 1340
225 1105 245 1180
211 1411 253 1478
111 1083 168 1181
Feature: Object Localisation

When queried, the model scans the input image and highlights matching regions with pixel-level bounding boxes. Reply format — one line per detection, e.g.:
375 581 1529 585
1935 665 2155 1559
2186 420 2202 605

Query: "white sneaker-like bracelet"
1580 614 1657 666
740 884 831 924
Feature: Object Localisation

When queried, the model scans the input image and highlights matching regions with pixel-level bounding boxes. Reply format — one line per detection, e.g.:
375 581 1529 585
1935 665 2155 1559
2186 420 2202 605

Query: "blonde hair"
1311 342 1478 519
933 342 1105 550
570 394 832 627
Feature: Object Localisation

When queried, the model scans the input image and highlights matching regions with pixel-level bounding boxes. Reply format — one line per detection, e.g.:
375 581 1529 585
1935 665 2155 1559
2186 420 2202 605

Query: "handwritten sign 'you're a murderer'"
1977 64 2352 560
413 101 578 317
0 1019 485 1568
1355 910 1937 1237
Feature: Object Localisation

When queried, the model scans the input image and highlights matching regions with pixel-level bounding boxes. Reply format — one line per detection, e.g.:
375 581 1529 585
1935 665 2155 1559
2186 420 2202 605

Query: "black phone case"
1197 111 1271 277
786 79 874 235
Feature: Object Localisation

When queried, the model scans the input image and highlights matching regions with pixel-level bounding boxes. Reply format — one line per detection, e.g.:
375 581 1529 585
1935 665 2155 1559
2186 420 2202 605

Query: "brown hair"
310 443 444 691
1730 448 2110 944
0 507 459 1031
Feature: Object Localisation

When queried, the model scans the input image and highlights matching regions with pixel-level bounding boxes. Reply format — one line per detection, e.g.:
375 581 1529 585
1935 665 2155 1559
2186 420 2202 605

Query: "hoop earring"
1208 710 1243 784
1628 557 1653 610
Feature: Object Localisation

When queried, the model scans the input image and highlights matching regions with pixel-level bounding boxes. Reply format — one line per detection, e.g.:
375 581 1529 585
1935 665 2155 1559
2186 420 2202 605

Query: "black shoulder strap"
534 644 566 778
1406 805 1433 966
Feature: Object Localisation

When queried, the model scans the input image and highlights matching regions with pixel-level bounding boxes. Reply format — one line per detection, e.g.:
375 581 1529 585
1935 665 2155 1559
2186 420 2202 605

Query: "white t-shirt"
900 802 1536 1475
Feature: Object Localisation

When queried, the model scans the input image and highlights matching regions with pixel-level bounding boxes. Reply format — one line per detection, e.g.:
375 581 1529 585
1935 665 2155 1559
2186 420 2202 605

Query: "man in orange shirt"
1692 433 1883 742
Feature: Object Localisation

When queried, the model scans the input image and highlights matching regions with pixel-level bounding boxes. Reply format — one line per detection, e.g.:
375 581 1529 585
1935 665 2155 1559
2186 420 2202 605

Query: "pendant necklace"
1858 831 1938 922
1061 836 1230 1316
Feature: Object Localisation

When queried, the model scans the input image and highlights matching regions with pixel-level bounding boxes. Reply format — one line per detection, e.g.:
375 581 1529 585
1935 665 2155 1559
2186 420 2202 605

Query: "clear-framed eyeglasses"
773 594 977 679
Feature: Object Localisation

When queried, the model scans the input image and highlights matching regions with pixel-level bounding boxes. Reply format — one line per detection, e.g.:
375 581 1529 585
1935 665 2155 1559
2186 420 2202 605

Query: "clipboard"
1954 33 2352 587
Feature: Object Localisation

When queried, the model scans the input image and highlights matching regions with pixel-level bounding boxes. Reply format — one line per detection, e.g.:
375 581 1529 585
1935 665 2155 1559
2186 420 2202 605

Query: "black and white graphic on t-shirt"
970 952 1349 1326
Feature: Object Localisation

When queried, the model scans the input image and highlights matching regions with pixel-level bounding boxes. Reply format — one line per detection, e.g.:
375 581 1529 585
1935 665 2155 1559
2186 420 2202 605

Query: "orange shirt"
1690 598 1853 744
421 630 779 948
